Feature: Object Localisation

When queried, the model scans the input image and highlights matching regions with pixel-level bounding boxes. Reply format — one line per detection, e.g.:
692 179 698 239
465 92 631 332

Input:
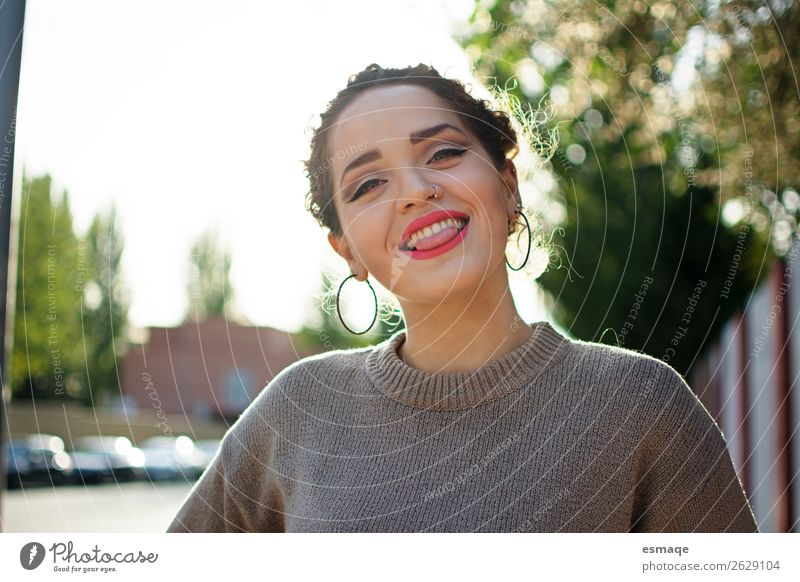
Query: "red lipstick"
401 209 469 242
399 209 471 261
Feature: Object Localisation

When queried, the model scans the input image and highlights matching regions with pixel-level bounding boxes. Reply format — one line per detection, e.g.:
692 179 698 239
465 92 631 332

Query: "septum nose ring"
430 184 440 199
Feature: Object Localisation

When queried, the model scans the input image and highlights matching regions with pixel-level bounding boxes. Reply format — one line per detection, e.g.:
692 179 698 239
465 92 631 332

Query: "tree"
456 0 775 376
700 0 799 256
10 174 131 405
80 204 129 406
11 174 85 399
185 228 235 321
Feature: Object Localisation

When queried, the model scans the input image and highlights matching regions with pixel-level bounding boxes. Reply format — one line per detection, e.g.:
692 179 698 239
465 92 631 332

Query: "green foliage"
80 204 129 406
184 229 235 321
700 0 800 256
457 0 779 375
538 164 770 375
12 175 87 399
10 174 130 404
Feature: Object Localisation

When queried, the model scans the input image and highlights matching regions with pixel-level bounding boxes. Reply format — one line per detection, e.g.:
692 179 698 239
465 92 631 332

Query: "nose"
395 169 438 213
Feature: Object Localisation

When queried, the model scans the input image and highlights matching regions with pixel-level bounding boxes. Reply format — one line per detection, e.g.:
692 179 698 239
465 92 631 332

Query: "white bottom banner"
0 533 795 581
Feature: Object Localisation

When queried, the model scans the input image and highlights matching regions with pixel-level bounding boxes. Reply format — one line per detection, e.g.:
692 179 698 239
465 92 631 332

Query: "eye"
349 178 385 202
428 147 468 163
346 148 467 203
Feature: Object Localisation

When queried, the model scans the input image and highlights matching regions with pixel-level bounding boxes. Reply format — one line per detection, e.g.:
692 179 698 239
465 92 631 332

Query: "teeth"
404 217 467 250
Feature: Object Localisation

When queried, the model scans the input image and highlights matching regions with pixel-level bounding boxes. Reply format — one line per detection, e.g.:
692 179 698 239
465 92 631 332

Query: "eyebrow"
339 123 468 188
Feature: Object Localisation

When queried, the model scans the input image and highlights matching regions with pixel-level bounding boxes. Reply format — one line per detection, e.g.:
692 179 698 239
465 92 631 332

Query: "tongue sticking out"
412 225 461 251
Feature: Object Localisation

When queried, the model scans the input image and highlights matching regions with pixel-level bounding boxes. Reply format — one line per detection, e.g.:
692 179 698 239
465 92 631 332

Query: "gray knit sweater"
167 320 759 533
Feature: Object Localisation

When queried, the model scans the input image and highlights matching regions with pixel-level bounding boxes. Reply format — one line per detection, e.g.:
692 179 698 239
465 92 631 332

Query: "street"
1 481 194 532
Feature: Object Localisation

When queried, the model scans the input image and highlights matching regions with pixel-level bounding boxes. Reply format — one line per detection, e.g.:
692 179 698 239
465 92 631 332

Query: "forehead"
329 85 465 168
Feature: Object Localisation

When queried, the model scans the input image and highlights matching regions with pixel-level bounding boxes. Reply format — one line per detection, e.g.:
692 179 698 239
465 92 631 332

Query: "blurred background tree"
700 0 799 253
10 174 125 401
455 0 794 376
80 204 130 406
184 228 236 322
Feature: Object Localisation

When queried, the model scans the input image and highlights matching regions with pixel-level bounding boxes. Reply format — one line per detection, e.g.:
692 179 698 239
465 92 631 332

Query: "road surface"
1 481 194 532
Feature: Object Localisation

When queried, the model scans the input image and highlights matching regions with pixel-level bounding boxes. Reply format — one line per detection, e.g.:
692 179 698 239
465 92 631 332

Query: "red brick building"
122 317 316 421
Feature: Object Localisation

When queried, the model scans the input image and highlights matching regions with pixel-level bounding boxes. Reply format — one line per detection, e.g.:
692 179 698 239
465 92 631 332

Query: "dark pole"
0 0 27 530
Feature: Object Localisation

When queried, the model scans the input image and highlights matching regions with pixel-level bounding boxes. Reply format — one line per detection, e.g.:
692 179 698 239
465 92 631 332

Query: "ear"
327 232 366 280
499 159 521 218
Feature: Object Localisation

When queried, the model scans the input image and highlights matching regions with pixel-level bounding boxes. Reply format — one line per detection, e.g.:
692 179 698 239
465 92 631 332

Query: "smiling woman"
312 66 538 361
166 63 758 533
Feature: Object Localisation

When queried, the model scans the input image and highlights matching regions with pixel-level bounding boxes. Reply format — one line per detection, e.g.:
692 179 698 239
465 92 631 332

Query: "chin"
394 266 490 304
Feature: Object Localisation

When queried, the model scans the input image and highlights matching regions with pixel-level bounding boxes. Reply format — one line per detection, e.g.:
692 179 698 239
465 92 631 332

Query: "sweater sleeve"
630 360 759 533
166 388 287 532
166 437 251 532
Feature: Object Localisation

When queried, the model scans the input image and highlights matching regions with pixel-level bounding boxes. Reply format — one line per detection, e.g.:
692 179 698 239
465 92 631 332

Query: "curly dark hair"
303 63 521 238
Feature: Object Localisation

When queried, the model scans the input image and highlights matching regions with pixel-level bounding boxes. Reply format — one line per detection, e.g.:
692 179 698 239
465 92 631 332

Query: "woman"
167 63 758 533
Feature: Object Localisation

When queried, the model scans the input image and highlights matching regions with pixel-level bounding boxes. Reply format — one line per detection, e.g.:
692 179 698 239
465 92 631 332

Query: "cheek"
340 207 390 260
449 154 503 201
449 165 507 227
350 206 384 237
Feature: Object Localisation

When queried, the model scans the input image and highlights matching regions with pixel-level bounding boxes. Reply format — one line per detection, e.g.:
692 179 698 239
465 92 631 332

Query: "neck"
397 268 532 373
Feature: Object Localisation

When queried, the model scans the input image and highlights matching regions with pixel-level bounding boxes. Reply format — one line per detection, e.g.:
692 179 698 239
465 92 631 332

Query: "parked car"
138 435 206 482
4 434 73 489
70 436 145 483
67 450 111 485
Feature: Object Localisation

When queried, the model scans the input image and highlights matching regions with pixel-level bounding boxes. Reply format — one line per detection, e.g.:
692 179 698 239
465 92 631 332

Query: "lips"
400 220 470 260
400 209 470 249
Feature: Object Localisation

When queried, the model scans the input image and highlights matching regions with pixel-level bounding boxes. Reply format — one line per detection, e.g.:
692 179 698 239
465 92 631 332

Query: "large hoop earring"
336 274 378 335
505 208 532 271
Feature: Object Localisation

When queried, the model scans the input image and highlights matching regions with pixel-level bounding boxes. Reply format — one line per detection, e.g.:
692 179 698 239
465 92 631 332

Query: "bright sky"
17 0 549 333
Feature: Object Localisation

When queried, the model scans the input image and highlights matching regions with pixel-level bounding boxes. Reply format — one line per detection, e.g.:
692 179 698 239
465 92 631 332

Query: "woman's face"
327 84 519 306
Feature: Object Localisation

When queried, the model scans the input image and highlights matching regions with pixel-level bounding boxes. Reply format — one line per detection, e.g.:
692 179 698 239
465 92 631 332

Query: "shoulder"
573 337 722 449
211 343 373 470
261 342 372 401
223 342 373 437
559 333 713 434
560 333 688 400
562 335 725 464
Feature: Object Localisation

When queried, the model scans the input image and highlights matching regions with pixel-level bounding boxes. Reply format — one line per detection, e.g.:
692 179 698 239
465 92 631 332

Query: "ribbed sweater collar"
364 320 569 411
